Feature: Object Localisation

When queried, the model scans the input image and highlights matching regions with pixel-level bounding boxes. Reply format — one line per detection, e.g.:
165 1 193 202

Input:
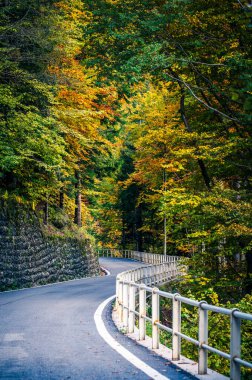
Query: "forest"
0 1 252 369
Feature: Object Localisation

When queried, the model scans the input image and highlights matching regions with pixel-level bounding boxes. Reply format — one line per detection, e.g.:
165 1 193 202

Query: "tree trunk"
43 201 49 225
59 191 64 209
74 171 82 227
197 158 211 190
164 216 167 256
135 205 143 252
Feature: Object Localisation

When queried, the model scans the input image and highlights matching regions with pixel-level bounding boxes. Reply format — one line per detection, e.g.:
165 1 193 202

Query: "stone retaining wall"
0 204 99 291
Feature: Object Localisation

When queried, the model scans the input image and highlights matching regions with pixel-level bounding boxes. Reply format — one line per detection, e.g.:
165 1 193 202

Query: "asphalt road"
0 258 195 380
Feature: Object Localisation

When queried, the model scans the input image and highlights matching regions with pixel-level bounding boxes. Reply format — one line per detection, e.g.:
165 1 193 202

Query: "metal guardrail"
98 249 179 264
101 249 252 380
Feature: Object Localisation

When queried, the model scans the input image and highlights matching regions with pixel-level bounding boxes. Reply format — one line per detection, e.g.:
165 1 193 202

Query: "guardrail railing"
109 250 252 380
98 249 179 264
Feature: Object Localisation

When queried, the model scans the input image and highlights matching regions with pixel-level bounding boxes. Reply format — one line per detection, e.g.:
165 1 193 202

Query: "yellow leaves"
14 195 24 204
198 277 210 286
121 80 205 193
105 0 120 4
163 162 185 173
227 223 252 237
209 292 219 305
55 1 89 23
186 13 201 27
164 187 201 205
125 80 180 129
230 40 239 49
188 231 209 238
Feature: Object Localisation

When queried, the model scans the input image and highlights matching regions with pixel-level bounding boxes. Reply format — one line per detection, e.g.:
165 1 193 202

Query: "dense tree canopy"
0 0 251 300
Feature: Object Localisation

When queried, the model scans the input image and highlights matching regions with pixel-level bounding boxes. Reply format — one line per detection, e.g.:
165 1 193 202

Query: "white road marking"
94 295 170 380
3 333 24 342
0 347 28 359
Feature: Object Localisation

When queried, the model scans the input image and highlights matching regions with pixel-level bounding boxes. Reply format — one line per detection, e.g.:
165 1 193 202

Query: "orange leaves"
49 58 95 86
45 3 118 170
58 88 95 109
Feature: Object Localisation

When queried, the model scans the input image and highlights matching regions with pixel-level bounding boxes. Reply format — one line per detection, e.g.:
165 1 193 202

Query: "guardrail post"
166 263 169 282
198 301 208 375
149 266 152 286
139 284 146 340
152 287 160 349
132 270 136 282
116 277 119 309
172 293 181 360
123 281 129 327
142 267 146 284
128 284 136 333
230 309 241 380
118 280 123 322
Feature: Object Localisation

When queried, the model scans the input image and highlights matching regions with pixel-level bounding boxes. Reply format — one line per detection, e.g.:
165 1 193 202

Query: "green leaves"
0 109 67 196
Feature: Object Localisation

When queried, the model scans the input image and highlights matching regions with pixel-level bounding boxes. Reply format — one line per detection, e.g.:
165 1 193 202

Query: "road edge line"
100 266 111 276
94 295 170 380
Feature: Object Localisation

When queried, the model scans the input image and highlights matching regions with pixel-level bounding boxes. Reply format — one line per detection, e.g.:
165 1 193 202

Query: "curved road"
0 258 195 380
